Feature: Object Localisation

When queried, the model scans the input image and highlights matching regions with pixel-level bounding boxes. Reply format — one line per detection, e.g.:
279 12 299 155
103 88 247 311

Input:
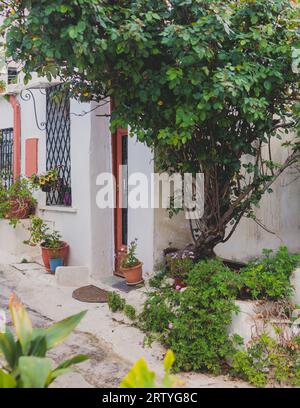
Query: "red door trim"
9 95 21 180
112 127 128 276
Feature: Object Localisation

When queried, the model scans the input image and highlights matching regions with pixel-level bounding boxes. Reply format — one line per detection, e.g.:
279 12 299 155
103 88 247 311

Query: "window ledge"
39 206 78 214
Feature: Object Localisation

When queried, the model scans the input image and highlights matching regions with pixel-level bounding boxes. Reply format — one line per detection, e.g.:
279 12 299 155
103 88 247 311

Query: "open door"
112 128 128 276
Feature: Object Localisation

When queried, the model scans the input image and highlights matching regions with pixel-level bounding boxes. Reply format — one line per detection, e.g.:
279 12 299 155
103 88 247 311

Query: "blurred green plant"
120 350 182 388
0 294 88 388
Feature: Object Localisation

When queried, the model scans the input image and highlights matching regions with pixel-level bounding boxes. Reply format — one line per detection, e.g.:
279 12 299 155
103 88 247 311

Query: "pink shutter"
25 138 39 177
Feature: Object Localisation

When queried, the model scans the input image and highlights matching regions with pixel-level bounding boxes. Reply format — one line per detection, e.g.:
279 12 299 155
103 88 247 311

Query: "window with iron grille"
0 128 14 189
46 85 72 206
7 67 18 85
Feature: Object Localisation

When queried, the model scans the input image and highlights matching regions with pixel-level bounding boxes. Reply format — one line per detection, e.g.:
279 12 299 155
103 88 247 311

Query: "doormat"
72 285 109 303
112 280 144 293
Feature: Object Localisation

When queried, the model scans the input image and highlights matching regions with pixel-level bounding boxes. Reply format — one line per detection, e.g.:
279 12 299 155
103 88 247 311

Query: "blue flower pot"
49 258 63 274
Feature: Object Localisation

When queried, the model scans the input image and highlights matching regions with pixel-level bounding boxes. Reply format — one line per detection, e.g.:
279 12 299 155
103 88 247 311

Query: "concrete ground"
0 263 250 388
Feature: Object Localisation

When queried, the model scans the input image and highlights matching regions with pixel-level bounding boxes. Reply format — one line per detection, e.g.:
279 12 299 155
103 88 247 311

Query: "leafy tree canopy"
1 0 300 255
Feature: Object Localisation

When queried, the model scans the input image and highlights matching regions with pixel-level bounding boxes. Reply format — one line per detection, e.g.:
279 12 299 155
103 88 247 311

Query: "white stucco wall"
216 139 300 261
89 101 114 280
127 136 155 274
0 96 13 129
152 137 300 264
38 99 93 273
0 88 114 278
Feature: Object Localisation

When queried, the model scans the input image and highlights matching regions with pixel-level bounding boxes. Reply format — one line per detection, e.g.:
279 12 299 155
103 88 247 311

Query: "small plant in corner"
24 216 69 273
107 292 126 313
121 239 143 286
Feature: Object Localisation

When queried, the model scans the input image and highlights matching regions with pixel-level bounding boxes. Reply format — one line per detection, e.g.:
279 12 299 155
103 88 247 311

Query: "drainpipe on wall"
9 95 21 180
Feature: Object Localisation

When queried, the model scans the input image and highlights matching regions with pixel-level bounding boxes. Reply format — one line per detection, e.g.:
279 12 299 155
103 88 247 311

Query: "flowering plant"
121 239 141 269
29 169 59 191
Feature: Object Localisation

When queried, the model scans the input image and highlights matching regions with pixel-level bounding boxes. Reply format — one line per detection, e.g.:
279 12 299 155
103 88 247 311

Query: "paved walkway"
0 263 250 388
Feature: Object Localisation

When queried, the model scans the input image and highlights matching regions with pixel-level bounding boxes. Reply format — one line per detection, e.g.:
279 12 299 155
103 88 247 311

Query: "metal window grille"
46 85 72 206
0 128 14 189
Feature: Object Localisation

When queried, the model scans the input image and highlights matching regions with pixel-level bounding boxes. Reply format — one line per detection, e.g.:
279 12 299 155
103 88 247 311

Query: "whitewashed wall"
89 101 114 280
0 88 115 279
152 138 300 265
128 136 155 274
0 96 13 128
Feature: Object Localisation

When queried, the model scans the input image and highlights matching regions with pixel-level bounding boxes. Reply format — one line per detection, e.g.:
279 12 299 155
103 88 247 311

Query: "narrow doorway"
113 128 128 276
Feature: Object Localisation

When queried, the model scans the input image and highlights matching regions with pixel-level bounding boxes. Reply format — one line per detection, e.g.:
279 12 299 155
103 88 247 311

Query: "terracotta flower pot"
6 197 35 219
121 262 143 285
41 241 69 272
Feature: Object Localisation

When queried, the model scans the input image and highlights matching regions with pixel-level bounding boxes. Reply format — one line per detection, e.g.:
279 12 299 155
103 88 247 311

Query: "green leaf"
45 354 88 386
0 370 16 388
9 295 33 354
163 350 175 373
54 354 89 370
120 358 156 388
264 80 272 91
18 356 52 388
34 310 87 350
0 329 19 370
46 368 72 386
29 336 47 357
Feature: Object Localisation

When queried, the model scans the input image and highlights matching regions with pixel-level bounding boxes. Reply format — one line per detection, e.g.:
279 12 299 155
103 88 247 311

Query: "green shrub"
167 257 194 281
148 269 168 288
107 292 125 313
239 247 300 300
139 259 241 373
124 305 137 321
231 333 300 388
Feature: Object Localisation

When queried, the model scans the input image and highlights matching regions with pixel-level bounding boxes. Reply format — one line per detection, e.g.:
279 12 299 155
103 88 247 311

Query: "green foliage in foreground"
120 350 181 388
0 294 88 388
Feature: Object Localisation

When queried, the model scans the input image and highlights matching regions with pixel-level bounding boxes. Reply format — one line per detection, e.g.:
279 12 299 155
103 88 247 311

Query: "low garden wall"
0 219 40 263
229 269 300 346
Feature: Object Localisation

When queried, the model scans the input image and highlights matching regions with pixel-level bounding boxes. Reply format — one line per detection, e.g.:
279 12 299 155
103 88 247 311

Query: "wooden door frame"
112 127 128 276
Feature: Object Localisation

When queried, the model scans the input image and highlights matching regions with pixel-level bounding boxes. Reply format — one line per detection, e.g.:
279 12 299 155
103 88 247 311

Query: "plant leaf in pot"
121 239 143 285
24 216 69 272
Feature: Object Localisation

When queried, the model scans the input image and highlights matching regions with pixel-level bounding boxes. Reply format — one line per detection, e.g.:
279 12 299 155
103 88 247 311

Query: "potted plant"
120 239 143 285
24 216 69 272
0 178 36 221
29 169 59 192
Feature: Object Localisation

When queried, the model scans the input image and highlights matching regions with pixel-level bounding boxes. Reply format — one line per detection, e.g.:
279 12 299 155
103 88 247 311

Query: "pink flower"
175 285 181 291
168 323 173 330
